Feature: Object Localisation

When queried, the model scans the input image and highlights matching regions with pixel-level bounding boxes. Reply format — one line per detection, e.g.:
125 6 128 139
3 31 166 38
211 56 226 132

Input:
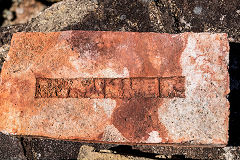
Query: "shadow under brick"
228 42 240 146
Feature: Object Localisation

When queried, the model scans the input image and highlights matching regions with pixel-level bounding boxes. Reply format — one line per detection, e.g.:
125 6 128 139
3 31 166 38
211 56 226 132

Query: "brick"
160 77 185 98
105 79 123 98
0 31 229 145
35 77 183 99
131 78 159 98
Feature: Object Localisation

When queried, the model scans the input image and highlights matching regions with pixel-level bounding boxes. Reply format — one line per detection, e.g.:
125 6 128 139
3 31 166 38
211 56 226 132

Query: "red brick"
131 78 159 98
105 79 123 98
0 31 229 145
160 77 185 98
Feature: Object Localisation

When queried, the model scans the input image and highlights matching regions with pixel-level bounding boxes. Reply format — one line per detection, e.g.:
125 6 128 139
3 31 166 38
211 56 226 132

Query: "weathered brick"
35 77 183 99
131 78 159 98
160 77 185 98
105 79 124 98
0 31 229 145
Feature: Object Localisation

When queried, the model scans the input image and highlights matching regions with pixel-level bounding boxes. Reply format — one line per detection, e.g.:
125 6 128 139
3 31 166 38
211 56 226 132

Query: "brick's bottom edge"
2 133 227 147
1 132 238 160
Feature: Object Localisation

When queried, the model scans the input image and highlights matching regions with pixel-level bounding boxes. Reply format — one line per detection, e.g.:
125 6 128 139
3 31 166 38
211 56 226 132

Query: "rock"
1 0 47 27
155 0 240 42
0 31 229 145
77 145 151 160
0 132 26 159
24 0 157 32
14 137 240 160
22 137 81 159
0 44 9 71
0 0 239 46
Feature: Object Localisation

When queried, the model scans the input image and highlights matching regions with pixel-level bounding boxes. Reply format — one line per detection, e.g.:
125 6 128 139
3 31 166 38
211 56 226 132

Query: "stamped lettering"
35 77 185 98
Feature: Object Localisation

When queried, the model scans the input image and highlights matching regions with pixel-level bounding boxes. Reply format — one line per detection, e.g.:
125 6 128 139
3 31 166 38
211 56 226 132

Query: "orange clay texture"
0 31 229 145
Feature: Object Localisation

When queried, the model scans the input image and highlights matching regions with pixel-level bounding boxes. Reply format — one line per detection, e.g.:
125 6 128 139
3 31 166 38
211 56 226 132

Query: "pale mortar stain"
145 131 163 143
93 99 117 118
100 124 128 142
158 33 229 144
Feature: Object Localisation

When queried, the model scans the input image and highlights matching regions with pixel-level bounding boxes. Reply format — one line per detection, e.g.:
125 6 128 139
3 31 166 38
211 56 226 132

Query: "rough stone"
16 137 240 160
0 0 239 47
0 31 229 145
0 44 9 71
1 0 46 27
77 145 151 160
155 0 240 42
0 132 26 160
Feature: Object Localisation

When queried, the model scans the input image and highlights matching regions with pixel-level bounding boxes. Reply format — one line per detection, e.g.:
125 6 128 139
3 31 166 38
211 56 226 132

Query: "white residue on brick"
93 99 117 117
66 56 130 78
158 33 229 144
145 131 162 143
101 124 128 142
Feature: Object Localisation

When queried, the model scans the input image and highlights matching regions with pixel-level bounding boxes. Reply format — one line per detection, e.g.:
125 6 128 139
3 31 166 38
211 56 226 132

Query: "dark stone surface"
0 0 239 47
156 0 240 42
0 0 240 159
0 133 26 160
20 137 81 160
4 136 240 160
62 0 154 32
0 24 26 46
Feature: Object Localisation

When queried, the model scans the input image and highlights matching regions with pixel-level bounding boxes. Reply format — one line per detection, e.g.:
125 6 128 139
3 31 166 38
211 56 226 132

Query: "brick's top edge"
12 30 229 37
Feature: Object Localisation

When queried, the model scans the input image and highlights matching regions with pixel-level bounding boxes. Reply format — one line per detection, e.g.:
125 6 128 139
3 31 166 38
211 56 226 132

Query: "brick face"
0 31 229 145
105 79 123 98
159 77 185 98
131 78 159 98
